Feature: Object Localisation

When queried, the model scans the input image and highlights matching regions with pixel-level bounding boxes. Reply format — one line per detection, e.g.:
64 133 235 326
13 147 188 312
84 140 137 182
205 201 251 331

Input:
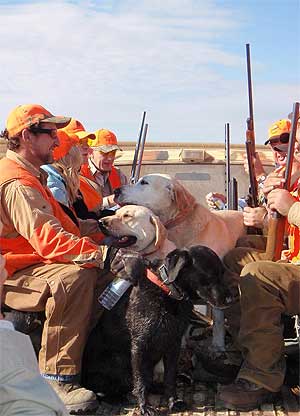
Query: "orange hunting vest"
282 180 300 264
79 175 103 212
0 158 81 275
80 164 121 194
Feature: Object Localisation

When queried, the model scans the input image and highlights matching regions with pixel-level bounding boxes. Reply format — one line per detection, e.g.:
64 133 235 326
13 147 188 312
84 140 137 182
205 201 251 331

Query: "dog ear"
166 183 176 202
150 214 167 251
167 249 189 283
171 179 197 213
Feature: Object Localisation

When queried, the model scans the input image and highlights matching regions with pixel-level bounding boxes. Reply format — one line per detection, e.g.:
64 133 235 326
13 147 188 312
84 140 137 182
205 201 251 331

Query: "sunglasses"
269 133 290 146
29 126 57 137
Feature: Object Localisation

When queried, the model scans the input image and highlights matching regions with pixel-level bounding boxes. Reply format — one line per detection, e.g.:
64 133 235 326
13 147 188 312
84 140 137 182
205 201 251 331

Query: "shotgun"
134 123 148 183
225 122 239 210
264 102 300 261
245 43 259 208
212 123 238 354
130 111 146 184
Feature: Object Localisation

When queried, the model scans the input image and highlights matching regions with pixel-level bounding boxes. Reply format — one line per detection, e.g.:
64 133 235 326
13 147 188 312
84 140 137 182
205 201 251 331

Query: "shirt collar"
88 158 108 179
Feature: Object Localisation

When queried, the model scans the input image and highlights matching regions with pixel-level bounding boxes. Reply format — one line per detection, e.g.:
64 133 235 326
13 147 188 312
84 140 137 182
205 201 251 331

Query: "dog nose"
98 219 107 232
114 188 121 197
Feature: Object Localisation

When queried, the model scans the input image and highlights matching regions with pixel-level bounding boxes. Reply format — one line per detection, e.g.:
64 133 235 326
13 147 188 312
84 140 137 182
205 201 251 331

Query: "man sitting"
0 104 115 414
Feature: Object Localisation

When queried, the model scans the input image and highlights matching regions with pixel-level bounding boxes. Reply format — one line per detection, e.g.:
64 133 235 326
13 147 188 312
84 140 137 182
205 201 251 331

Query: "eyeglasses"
269 133 290 146
29 127 57 137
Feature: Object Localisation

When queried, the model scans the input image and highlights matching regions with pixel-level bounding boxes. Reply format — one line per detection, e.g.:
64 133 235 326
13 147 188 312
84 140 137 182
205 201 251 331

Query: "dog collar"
146 268 171 295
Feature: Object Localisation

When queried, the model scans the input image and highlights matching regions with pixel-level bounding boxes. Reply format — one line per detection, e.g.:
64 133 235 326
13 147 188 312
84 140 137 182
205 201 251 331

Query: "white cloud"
0 0 298 144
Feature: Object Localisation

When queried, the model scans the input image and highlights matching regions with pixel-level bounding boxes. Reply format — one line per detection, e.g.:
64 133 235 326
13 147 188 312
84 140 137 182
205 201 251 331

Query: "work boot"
217 378 277 411
47 379 98 414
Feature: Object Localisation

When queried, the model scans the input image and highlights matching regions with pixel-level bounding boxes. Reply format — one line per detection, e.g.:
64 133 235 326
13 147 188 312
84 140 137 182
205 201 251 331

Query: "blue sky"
0 0 299 144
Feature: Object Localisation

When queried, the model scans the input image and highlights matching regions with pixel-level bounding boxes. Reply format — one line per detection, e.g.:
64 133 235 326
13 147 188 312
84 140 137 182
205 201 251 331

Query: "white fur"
116 174 245 258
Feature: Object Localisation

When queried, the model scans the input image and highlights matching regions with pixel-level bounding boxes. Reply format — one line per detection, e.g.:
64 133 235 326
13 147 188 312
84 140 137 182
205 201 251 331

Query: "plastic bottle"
98 278 132 310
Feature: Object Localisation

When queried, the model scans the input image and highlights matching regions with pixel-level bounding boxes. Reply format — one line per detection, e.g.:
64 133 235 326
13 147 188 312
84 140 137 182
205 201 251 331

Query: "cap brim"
42 116 71 129
76 131 96 140
264 139 270 145
90 144 121 153
272 143 289 152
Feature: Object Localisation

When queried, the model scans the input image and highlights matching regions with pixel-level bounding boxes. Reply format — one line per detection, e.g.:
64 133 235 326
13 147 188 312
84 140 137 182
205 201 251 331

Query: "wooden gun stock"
264 102 300 261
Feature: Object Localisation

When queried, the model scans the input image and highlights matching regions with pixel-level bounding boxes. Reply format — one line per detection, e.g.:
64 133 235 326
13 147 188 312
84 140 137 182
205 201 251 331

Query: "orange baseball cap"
63 118 95 141
6 104 71 138
53 130 79 161
265 119 291 145
88 129 121 153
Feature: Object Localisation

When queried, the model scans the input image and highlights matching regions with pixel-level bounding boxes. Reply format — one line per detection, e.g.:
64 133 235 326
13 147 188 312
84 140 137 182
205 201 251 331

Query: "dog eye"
140 179 148 185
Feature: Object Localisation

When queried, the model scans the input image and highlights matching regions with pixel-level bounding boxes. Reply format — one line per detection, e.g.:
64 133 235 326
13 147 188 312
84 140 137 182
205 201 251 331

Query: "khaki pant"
238 261 300 392
223 247 266 338
3 263 113 376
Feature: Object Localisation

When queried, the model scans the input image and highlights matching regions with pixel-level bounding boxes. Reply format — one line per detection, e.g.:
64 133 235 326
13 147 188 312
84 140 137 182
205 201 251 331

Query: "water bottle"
98 278 132 310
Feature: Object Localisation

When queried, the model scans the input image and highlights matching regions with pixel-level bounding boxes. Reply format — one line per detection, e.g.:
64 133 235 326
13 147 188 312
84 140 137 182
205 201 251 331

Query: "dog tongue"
102 235 137 248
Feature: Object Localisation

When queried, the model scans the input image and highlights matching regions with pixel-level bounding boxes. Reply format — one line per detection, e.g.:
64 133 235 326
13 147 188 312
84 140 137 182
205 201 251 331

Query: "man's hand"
106 194 116 207
267 189 296 216
262 170 285 196
110 251 145 285
243 206 267 228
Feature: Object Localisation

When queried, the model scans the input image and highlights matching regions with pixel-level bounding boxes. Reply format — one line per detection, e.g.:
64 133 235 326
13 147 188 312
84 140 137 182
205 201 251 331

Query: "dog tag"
158 264 169 284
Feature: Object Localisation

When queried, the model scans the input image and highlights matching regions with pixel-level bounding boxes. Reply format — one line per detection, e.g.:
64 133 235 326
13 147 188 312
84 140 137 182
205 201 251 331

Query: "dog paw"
169 398 187 412
139 404 160 416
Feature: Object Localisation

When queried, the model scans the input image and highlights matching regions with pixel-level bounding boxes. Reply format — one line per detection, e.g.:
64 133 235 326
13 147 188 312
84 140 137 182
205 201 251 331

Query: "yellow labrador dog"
99 204 176 262
114 174 245 258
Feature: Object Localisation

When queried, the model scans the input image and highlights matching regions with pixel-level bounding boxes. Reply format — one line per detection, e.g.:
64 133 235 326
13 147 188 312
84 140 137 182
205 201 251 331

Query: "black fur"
82 245 235 415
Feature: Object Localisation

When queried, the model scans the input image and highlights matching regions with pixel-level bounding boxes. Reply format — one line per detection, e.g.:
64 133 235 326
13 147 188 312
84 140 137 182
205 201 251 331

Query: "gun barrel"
130 111 146 183
246 43 254 127
134 123 148 183
228 178 238 211
225 123 230 204
284 102 300 190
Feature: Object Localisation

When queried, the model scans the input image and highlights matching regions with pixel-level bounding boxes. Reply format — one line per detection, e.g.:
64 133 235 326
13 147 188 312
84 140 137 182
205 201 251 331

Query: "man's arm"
2 181 104 268
287 200 300 227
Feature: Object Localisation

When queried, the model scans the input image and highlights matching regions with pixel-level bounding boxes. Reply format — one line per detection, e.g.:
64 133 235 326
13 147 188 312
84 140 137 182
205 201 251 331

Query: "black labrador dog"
82 245 236 415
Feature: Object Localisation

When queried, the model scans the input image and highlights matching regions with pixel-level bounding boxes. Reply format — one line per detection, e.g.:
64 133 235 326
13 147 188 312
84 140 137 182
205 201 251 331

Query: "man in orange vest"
0 104 117 414
0 221 68 415
82 129 127 208
217 126 300 410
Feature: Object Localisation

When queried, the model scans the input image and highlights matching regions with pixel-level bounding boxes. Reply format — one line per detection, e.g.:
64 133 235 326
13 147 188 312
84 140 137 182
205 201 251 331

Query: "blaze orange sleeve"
5 182 104 268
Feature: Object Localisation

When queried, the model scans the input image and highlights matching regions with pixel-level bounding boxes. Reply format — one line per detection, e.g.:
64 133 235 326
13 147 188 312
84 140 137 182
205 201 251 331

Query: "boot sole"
217 393 275 411
66 399 99 414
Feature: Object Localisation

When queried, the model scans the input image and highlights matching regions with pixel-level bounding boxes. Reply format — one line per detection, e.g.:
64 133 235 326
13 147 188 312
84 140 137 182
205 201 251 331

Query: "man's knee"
241 260 275 279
